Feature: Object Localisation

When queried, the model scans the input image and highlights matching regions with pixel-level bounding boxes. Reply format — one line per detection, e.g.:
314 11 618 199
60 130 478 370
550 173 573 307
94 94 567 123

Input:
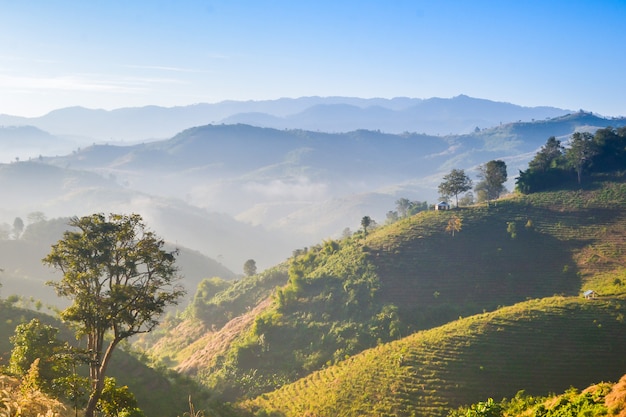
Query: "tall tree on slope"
43 213 185 417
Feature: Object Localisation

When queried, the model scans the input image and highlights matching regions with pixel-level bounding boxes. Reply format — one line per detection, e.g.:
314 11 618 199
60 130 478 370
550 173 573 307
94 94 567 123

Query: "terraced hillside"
143 176 626 411
242 296 626 417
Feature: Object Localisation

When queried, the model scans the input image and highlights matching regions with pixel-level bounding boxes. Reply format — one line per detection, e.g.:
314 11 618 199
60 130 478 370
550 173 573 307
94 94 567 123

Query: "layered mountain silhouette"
1 109 623 276
0 95 570 143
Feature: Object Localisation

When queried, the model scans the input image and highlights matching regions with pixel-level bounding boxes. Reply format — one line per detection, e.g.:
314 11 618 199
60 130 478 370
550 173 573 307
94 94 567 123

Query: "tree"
475 160 507 203
12 217 24 239
385 210 399 224
592 127 626 171
438 169 473 207
565 131 598 184
43 213 185 417
361 216 372 235
243 259 257 276
27 211 47 224
395 198 412 218
97 377 145 417
528 136 564 173
9 319 71 396
395 198 428 217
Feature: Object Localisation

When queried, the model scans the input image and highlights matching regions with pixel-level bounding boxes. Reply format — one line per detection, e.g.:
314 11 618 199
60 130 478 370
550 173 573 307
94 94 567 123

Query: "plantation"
241 296 626 416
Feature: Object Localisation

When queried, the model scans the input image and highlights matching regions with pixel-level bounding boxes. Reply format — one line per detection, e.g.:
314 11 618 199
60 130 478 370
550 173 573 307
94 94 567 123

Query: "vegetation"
0 301 224 417
475 160 508 202
8 318 72 398
439 168 473 207
449 373 626 417
243 259 257 277
242 296 626 416
361 215 372 235
3 127 626 416
42 213 186 417
130 168 626 413
387 198 429 224
0 374 70 417
517 127 626 193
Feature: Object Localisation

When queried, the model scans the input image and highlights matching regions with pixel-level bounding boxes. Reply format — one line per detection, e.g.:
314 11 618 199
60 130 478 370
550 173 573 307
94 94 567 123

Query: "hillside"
143 176 626 412
2 112 624 279
0 303 223 417
0 216 236 308
242 296 626 417
37 112 626 252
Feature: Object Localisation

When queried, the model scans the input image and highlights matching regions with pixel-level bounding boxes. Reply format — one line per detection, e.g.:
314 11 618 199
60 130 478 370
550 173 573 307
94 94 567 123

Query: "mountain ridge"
0 95 571 142
2 112 625 275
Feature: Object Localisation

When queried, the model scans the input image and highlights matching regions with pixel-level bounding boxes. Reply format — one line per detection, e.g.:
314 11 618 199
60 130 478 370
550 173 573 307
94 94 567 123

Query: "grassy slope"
243 296 626 417
138 264 289 369
137 176 626 414
368 178 626 324
237 178 626 416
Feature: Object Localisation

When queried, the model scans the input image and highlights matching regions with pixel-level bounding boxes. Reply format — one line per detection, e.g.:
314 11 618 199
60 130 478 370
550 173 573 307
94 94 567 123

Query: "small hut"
436 201 451 211
583 290 598 299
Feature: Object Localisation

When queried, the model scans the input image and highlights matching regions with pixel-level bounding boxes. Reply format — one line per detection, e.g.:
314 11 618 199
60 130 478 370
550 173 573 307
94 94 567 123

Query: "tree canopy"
516 127 626 193
566 131 598 184
43 213 185 417
361 216 372 235
475 160 508 202
244 259 258 276
9 318 71 396
438 169 473 207
528 136 564 173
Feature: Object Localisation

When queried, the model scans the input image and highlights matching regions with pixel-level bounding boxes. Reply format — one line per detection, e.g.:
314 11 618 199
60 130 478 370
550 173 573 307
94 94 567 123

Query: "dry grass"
176 297 273 375
0 374 69 417
606 374 626 417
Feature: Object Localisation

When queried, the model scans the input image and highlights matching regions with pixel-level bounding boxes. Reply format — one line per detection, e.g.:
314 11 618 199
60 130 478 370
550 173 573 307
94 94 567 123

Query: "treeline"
516 126 626 193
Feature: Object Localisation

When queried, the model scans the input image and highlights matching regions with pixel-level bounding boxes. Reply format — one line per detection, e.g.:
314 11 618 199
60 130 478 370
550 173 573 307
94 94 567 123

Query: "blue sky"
0 0 624 117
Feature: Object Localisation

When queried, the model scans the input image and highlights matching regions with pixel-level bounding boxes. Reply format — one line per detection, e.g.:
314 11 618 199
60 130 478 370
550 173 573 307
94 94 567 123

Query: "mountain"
223 95 570 135
0 125 78 162
0 161 287 307
38 112 626 248
242 296 626 417
0 215 237 308
0 96 570 143
2 112 624 282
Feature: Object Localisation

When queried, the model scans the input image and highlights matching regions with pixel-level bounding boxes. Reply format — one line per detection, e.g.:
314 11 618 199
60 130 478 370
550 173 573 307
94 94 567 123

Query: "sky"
0 0 625 118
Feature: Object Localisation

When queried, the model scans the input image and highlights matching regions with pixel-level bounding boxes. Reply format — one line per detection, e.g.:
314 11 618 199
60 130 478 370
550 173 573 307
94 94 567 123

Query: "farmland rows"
245 297 626 417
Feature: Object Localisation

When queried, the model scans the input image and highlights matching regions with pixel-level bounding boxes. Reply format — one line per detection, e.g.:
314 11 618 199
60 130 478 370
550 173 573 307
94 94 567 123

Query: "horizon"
0 94 582 119
1 1 625 118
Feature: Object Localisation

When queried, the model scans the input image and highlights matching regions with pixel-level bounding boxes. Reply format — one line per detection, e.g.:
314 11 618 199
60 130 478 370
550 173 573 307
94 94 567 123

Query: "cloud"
0 72 184 94
123 64 210 73
243 177 328 201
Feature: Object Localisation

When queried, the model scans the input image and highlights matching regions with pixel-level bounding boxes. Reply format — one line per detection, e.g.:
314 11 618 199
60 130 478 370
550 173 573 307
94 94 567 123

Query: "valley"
1 98 626 416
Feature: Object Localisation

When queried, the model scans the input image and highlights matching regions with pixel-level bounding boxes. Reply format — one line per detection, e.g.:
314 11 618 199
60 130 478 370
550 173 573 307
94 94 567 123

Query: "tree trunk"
84 338 120 417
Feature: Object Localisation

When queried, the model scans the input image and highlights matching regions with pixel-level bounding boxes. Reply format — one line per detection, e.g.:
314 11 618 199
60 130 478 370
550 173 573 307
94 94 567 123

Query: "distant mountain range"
0 94 624 276
0 110 623 277
0 95 571 144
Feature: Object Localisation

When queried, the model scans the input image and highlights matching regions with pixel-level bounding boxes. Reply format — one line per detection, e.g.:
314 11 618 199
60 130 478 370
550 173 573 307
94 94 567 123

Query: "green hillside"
0 303 219 417
143 175 626 409
242 296 626 417
368 178 626 330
